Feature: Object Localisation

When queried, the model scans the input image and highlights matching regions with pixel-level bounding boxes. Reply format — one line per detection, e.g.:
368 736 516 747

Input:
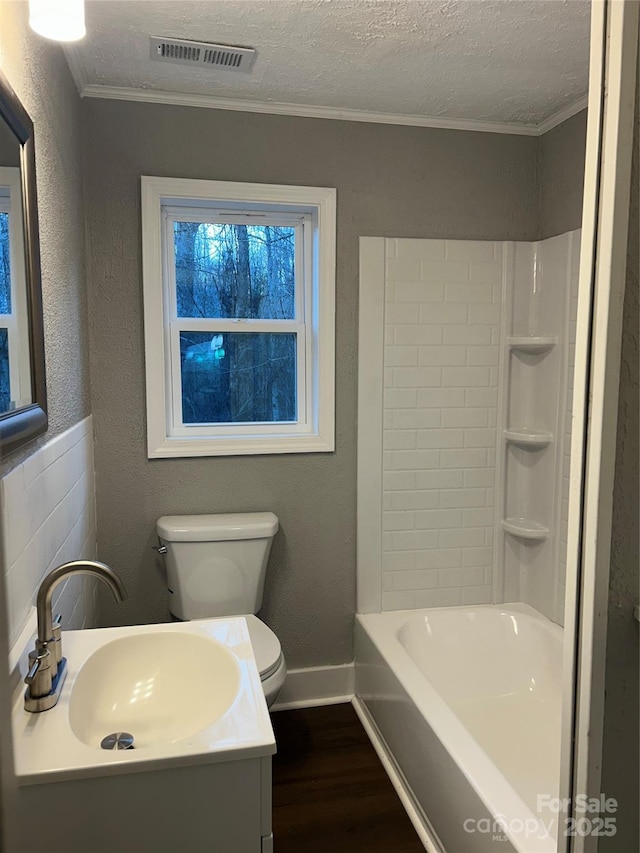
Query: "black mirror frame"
0 69 47 457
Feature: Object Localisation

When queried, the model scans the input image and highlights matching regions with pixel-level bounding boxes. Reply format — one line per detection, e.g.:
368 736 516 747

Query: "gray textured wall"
0 3 89 848
82 99 538 667
539 110 588 239
600 63 639 852
0 3 90 478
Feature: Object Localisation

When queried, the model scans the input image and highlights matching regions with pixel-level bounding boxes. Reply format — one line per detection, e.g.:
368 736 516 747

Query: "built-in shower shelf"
504 429 553 448
507 336 557 355
501 518 549 541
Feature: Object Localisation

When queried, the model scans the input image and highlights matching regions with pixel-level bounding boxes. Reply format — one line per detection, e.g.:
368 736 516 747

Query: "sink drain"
100 732 134 750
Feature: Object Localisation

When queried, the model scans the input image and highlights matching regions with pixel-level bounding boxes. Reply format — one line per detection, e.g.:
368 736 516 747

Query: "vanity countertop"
12 616 275 785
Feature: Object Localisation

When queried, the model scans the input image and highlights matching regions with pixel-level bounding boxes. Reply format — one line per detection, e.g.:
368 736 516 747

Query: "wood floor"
271 703 424 852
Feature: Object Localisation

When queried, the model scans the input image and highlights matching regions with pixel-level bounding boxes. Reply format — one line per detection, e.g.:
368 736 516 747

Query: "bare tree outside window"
142 178 335 456
174 222 297 424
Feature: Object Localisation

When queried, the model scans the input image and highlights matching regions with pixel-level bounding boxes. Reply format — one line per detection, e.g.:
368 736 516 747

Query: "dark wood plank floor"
271 703 424 852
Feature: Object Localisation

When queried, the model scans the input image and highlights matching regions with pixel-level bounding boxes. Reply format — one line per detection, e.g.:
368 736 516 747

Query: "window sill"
148 432 335 458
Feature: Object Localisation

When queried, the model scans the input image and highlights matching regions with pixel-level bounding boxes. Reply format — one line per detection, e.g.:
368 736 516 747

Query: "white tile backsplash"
381 238 501 609
1 416 98 646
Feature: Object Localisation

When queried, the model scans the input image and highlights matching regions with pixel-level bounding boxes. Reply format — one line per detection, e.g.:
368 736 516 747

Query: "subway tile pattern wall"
381 238 502 610
1 417 98 647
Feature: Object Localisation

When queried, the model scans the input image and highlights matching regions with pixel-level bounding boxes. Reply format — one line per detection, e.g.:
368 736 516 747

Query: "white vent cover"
150 37 256 73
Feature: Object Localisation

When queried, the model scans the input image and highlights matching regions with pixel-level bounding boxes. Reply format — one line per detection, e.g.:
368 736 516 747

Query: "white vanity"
11 617 275 853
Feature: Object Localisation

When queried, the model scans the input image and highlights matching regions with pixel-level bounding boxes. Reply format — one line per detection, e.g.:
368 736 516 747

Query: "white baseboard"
351 696 444 853
271 662 354 711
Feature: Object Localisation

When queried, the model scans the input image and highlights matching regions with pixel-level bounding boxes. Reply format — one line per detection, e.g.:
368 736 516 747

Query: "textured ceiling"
67 0 590 126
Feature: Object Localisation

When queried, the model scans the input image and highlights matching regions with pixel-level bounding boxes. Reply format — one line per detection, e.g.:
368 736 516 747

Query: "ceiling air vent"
150 37 257 73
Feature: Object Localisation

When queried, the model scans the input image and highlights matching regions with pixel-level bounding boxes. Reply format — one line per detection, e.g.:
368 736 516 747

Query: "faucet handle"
25 647 51 687
24 645 54 705
51 613 63 667
25 658 41 686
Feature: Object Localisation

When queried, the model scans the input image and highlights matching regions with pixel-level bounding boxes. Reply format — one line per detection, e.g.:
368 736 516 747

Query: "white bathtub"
355 604 563 853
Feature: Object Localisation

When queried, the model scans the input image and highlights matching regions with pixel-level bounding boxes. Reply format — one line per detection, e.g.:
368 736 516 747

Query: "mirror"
0 69 46 455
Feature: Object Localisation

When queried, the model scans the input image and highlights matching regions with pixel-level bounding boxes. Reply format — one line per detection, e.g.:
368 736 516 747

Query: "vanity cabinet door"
17 757 268 853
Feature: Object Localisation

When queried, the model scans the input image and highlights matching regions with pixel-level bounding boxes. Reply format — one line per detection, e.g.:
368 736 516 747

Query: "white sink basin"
69 632 241 748
11 617 275 784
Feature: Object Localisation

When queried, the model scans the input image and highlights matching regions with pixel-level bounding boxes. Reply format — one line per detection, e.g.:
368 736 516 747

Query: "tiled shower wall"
381 238 502 610
1 417 98 647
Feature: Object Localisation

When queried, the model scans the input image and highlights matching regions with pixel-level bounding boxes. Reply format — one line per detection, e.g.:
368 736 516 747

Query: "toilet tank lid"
157 513 279 542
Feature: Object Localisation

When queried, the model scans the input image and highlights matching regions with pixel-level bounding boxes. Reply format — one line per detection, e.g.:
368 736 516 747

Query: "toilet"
156 512 286 708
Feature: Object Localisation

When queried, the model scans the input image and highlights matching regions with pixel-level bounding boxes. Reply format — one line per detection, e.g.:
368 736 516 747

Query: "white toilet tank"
156 513 279 621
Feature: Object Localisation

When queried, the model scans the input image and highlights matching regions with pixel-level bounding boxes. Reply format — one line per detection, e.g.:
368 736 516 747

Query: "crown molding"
79 83 545 136
74 76 588 138
63 46 89 94
536 94 589 135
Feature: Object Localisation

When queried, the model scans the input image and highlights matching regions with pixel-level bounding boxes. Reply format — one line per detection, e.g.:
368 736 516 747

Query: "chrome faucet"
24 560 127 712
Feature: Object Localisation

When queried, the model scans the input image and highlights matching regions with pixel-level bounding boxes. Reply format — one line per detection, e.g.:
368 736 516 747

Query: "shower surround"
358 233 579 620
356 231 580 852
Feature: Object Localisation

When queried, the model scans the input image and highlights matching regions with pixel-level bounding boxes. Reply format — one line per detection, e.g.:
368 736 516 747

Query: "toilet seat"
244 615 282 681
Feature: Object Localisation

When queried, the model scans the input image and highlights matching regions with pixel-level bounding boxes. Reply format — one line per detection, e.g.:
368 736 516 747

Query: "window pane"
174 222 295 320
0 213 11 313
180 331 297 424
0 328 10 411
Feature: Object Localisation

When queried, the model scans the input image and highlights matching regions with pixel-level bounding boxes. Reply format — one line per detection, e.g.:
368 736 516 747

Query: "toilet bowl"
156 513 286 708
245 615 287 707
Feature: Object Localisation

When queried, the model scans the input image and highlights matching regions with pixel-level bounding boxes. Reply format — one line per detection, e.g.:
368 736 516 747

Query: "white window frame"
0 166 31 411
141 176 336 457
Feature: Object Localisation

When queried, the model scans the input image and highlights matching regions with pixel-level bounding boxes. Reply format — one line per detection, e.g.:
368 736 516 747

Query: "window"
0 167 31 413
141 177 336 457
